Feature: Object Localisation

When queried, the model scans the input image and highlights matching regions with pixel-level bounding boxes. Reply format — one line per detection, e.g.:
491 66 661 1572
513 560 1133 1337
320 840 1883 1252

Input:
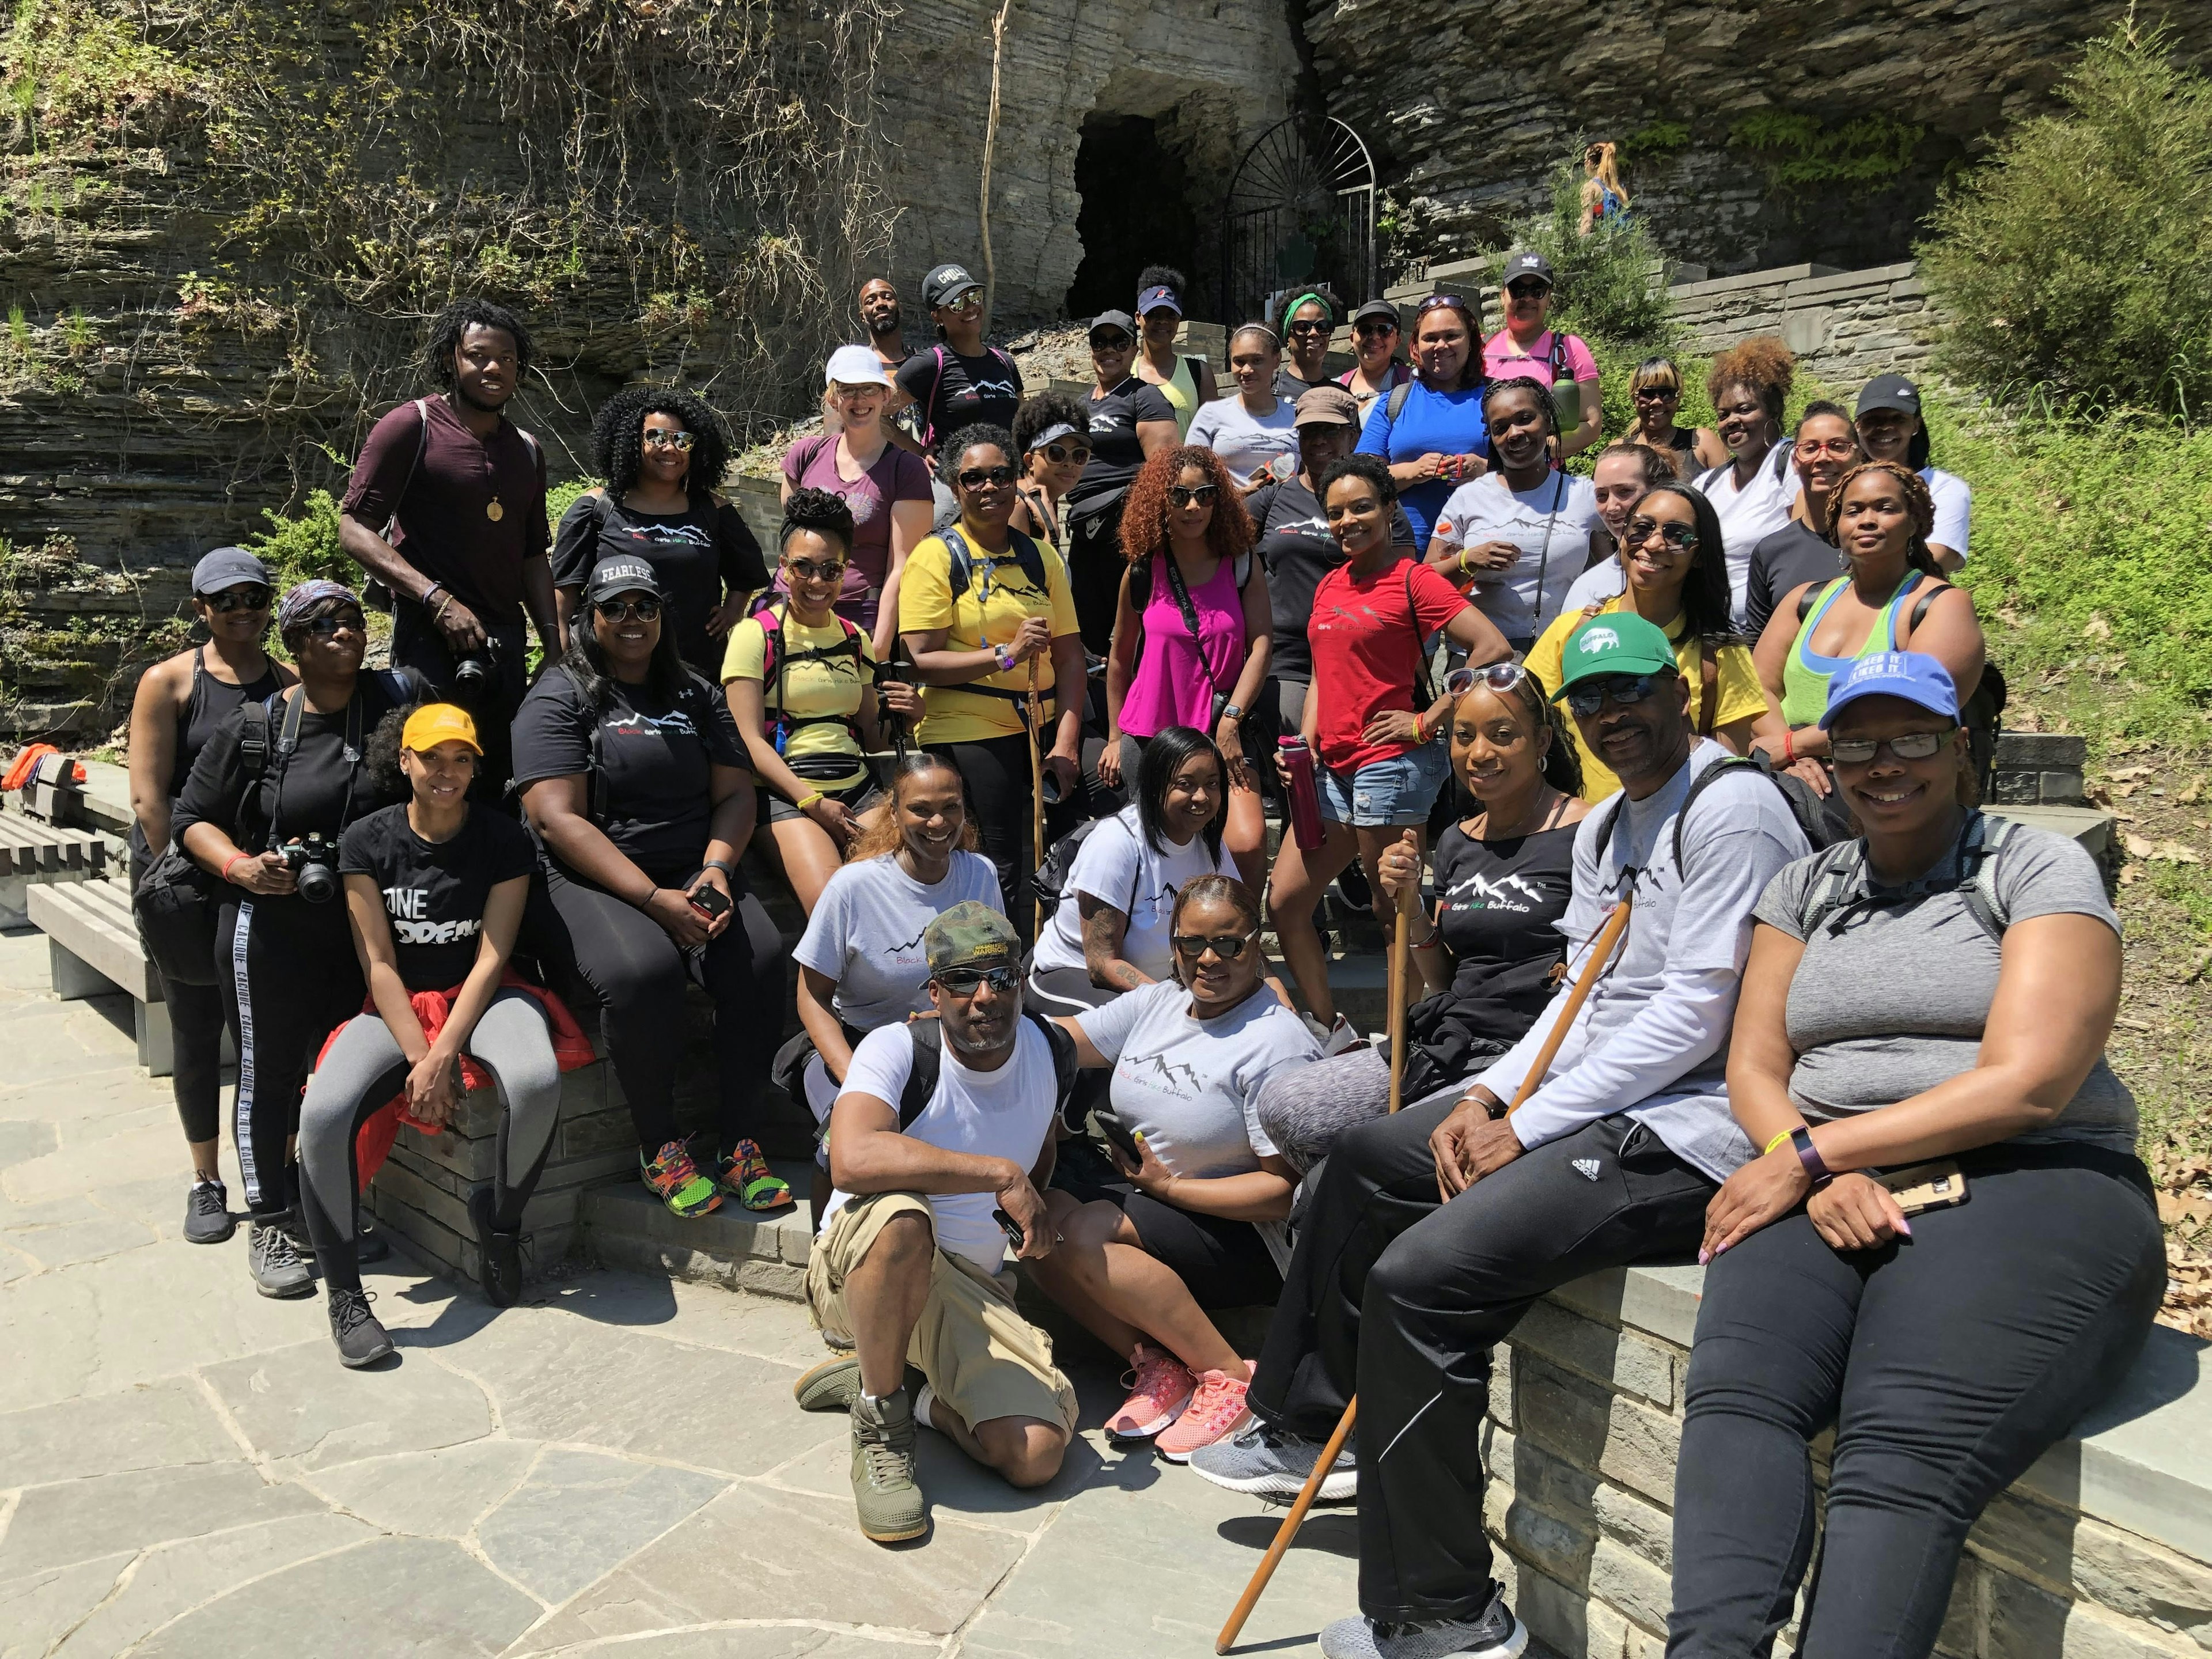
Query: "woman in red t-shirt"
1269 454 1512 1027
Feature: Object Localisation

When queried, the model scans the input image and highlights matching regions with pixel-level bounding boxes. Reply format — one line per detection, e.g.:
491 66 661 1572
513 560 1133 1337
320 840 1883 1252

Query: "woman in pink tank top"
1102 446 1273 887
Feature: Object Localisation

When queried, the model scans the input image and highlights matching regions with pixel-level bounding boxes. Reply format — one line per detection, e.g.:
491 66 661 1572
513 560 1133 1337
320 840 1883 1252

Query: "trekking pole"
1385 864 1416 1115
1214 891 1635 1656
1025 656 1046 938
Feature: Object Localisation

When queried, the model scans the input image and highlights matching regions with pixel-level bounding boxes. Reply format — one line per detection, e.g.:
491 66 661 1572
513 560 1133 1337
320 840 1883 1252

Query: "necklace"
486 497 504 522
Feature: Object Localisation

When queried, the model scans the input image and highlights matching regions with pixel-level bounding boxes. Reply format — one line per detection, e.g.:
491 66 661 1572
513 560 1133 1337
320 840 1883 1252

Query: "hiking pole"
1385 864 1416 1115
1214 891 1635 1656
1025 656 1046 938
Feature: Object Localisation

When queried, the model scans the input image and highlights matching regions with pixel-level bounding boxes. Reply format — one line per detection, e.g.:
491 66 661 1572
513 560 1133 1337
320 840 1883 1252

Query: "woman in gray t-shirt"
1669 653 2165 1658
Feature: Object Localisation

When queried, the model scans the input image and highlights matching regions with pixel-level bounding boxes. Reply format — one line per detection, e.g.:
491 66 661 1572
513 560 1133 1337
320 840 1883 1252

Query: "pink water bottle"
1278 736 1325 851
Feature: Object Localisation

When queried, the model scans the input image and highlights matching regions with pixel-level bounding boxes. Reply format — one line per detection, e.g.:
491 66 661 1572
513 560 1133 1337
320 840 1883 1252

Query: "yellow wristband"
794 790 825 812
1762 1129 1795 1156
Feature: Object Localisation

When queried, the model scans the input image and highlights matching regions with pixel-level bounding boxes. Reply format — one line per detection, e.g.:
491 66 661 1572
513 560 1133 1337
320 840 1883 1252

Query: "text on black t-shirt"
339 803 538 991
895 347 1024 447
551 494 767 674
1432 819 1577 1032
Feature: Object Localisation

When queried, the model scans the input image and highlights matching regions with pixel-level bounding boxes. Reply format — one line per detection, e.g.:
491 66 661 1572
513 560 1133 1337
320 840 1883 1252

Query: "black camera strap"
257 681 366 851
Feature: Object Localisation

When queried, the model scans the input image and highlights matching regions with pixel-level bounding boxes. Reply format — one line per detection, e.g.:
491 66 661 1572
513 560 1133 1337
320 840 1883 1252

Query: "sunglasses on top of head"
596 597 662 623
1563 672 1673 718
1444 661 1533 699
204 585 273 613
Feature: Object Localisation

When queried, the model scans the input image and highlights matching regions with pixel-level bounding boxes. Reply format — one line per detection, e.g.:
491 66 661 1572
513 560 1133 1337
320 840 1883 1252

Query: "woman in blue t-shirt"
1355 293 1490 548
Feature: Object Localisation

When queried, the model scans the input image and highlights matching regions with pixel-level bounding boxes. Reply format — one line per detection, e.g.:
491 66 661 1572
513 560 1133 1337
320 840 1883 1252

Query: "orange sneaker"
1105 1342 1197 1442
641 1140 722 1217
1155 1366 1254 1462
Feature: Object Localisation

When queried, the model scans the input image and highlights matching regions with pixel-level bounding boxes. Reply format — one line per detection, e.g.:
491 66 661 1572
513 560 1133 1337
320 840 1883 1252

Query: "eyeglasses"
784 557 846 584
1354 320 1397 338
1631 387 1680 403
1625 518 1699 551
1089 333 1132 351
1830 728 1957 766
1043 443 1092 467
298 610 366 638
204 586 272 612
1506 281 1551 300
1286 320 1330 337
1172 931 1254 961
1563 672 1672 718
642 430 695 451
1444 662 1533 699
934 964 1020 997
596 597 662 622
957 465 1016 488
1794 437 1860 460
1167 483 1219 508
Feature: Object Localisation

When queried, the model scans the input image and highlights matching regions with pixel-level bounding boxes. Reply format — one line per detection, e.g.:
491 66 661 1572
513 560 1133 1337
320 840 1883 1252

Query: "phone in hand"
991 1206 1027 1251
687 881 732 922
1092 1107 1145 1167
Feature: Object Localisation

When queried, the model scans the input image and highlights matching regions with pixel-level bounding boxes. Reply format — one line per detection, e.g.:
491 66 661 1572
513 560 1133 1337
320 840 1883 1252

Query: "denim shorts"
1316 740 1450 828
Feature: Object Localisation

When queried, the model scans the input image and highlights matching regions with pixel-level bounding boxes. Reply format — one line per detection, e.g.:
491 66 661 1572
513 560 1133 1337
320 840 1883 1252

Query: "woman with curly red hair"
1101 445 1272 886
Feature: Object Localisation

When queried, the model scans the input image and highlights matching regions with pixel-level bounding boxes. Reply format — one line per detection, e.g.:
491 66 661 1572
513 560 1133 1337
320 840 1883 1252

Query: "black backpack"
1032 813 1142 921
1590 753 1850 881
897 1010 1079 1128
933 524 1058 709
1787 809 2021 944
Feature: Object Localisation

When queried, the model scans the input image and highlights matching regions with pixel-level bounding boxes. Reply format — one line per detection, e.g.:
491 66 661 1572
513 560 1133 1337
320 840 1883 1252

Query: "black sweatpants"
1065 499 1126 657
1248 1097 1716 1624
215 895 365 1218
131 847 225 1145
532 863 783 1155
1667 1146 2164 1659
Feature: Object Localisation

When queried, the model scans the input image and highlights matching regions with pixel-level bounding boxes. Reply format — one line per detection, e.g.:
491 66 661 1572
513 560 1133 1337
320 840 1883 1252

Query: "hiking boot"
641 1141 722 1217
1319 1584 1525 1658
850 1389 926 1543
355 1217 389 1263
1188 1421 1357 1502
183 1177 233 1245
467 1186 524 1308
327 1286 395 1369
797 1357 925 1414
711 1137 793 1213
1104 1342 1196 1442
247 1219 315 1298
1155 1366 1253 1462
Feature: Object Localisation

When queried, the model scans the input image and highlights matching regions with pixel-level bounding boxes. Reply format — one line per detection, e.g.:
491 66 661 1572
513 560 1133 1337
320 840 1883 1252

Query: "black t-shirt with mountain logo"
1432 819 1578 1035
339 804 537 991
895 346 1025 447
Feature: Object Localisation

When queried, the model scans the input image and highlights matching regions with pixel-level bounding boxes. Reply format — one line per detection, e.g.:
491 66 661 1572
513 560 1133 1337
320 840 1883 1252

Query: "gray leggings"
1251 1045 1464 1175
298 990 562 1292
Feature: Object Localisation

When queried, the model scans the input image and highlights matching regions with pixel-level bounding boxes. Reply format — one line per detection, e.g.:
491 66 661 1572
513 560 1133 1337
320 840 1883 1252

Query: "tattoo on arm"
1082 904 1150 991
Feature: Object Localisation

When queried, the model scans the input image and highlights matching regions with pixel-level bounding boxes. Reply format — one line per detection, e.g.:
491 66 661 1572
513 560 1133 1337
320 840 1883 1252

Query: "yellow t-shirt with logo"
898 531 1081 744
721 607 877 793
1527 597 1770 802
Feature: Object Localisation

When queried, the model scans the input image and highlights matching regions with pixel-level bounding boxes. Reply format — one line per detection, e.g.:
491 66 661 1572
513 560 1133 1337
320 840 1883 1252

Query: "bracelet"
421 582 444 609
1457 548 1470 577
1782 729 1796 766
995 646 1016 673
1790 1126 1833 1191
1410 929 1444 951
794 790 825 813
1762 1128 1796 1157
434 596 455 624
1412 711 1428 744
702 858 736 877
222 852 249 885
635 885 660 911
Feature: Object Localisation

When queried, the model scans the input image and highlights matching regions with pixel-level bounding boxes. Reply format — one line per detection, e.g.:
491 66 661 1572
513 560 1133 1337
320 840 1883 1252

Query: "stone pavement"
0 929 1358 1658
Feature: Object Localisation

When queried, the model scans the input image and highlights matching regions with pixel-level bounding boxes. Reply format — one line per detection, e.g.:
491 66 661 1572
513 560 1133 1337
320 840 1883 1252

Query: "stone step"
581 1161 821 1300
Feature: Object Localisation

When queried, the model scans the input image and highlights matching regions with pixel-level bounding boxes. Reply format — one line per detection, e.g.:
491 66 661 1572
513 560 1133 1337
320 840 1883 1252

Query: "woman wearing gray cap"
127 547 293 1245
1338 300 1412 419
1063 310 1179 654
1854 372 1970 570
1481 250 1603 459
893 263 1025 453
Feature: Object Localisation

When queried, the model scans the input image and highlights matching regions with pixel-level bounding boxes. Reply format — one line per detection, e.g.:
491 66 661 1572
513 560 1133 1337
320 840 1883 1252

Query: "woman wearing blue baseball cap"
1131 266 1218 440
1674 650 2162 1658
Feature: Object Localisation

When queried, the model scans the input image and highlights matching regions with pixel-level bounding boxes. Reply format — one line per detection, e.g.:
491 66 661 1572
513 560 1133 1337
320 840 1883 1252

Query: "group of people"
115 270 2154 1659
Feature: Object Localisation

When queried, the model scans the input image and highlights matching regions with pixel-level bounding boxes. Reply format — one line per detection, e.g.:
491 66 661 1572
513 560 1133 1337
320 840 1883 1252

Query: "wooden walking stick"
1214 891 1637 1656
1385 850 1418 1116
1025 656 1046 938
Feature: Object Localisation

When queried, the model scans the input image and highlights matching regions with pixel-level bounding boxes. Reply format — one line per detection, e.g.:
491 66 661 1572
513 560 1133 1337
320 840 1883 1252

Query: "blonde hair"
844 753 982 863
1585 141 1630 209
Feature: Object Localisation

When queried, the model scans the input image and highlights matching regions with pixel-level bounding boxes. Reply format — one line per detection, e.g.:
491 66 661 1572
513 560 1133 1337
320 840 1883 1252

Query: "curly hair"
781 485 855 556
592 385 732 503
1320 452 1399 506
1706 336 1795 421
935 423 1015 488
1011 392 1089 456
1117 446 1255 567
845 751 982 862
1823 459 1945 579
423 298 533 389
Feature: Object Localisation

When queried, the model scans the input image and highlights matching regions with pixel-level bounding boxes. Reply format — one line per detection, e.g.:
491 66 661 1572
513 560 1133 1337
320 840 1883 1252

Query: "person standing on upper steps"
1339 299 1414 420
1481 251 1603 460
1355 292 1493 553
1742 402 1861 642
1853 372 1972 571
1691 336 1799 630
1276 291 1343 402
1062 310 1180 656
1131 267 1219 439
1184 323 1301 496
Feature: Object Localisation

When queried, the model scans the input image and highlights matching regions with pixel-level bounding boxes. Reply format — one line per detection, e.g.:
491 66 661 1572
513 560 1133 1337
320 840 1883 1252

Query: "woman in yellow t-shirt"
897 423 1088 925
1527 480 1783 800
724 488 923 915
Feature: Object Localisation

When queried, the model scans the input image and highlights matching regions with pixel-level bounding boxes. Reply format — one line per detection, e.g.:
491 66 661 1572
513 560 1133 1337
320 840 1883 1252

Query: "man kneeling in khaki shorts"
795 901 1081 1542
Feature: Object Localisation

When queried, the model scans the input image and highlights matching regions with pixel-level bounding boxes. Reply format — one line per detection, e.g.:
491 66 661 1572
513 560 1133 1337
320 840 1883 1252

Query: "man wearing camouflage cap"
792 901 1080 1541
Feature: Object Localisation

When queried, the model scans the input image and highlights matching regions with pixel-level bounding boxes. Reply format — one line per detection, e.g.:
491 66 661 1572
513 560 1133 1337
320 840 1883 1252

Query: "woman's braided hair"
1822 458 1944 579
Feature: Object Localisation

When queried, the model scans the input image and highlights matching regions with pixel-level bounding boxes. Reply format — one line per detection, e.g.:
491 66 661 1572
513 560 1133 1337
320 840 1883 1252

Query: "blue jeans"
1316 740 1449 828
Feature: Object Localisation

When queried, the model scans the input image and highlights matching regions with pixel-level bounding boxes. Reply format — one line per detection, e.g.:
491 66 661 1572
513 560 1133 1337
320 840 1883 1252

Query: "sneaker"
1105 1342 1196 1442
850 1389 926 1543
355 1217 389 1264
247 1219 315 1298
1188 1421 1358 1502
1154 1366 1253 1462
796 1357 925 1414
326 1286 395 1368
712 1137 793 1213
1319 1585 1525 1659
183 1178 233 1245
467 1187 523 1308
641 1140 722 1217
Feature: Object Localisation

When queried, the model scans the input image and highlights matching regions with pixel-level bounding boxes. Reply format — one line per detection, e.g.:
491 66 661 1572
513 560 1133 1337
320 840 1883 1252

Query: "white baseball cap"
824 344 892 388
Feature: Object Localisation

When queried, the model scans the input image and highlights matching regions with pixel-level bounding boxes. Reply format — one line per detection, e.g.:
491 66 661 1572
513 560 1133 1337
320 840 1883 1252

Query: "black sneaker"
183 1178 234 1245
327 1287 395 1368
467 1187 523 1308
247 1219 314 1298
355 1217 389 1263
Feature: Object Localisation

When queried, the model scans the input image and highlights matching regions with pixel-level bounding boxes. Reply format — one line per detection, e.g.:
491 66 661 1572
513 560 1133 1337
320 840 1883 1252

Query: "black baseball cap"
1855 373 1922 418
1088 309 1137 342
585 554 666 604
1352 299 1400 328
1503 250 1555 287
191 546 272 596
921 263 982 309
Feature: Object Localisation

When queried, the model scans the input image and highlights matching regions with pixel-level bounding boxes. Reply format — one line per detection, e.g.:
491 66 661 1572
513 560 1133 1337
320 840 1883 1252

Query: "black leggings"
1668 1145 2164 1659
131 847 225 1145
214 895 365 1218
533 863 783 1155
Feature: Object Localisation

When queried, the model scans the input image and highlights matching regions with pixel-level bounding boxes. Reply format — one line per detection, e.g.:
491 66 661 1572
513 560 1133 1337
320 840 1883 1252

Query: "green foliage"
1508 150 1679 350
1726 112 1923 191
1620 122 1691 159
545 478 600 534
1919 19 2212 419
0 0 198 151
241 488 349 592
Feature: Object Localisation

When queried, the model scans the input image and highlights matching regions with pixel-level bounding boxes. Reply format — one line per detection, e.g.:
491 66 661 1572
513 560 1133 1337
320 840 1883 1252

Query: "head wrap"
1282 291 1335 330
276 578 361 636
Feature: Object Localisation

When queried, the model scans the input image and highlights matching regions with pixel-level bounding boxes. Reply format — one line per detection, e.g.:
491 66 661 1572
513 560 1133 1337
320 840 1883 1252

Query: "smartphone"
1877 1160 1969 1217
991 1206 1027 1251
687 882 732 921
1092 1107 1145 1166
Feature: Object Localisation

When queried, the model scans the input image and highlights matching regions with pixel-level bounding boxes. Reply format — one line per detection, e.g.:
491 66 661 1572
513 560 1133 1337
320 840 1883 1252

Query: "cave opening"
1065 113 1202 320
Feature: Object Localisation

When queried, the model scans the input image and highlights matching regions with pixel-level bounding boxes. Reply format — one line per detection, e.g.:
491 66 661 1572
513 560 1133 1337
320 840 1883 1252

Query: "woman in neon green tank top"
1752 459 1986 797
1134 267 1219 439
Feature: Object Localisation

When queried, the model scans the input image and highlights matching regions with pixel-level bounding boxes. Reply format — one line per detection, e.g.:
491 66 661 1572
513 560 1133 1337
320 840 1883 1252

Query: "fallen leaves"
2124 832 2203 863
2167 1257 2212 1340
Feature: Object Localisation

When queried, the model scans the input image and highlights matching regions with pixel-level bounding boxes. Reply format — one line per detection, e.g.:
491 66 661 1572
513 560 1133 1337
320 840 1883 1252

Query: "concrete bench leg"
139 999 174 1078
48 938 111 1002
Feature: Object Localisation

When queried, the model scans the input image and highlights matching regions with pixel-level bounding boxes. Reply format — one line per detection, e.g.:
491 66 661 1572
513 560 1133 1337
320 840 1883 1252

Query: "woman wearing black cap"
514 553 791 1223
1131 266 1218 440
127 547 294 1245
1275 291 1339 401
1338 300 1411 419
1854 372 1970 570
1481 251 1603 459
1063 311 1179 654
893 263 1025 454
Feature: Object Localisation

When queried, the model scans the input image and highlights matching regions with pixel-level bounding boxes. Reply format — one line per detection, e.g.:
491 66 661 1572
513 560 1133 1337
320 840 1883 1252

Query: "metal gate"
1218 116 1377 327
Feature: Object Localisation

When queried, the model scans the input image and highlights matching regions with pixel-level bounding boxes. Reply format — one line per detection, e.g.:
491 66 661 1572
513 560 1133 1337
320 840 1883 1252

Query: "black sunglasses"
935 964 1020 997
1168 483 1218 508
958 465 1016 488
1089 332 1132 351
1625 518 1699 551
204 586 272 613
297 610 366 638
596 597 662 622
1563 673 1673 718
1506 280 1551 299
1831 728 1957 766
1631 386 1680 402
1285 320 1331 337
1354 320 1398 338
1172 931 1254 961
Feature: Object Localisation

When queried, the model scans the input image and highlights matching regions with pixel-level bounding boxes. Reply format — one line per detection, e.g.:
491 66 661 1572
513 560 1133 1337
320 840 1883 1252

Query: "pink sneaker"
1105 1342 1196 1442
1154 1366 1253 1462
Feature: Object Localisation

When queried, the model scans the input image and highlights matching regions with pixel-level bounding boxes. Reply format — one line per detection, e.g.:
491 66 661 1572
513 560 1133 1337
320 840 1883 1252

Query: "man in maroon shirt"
339 298 560 791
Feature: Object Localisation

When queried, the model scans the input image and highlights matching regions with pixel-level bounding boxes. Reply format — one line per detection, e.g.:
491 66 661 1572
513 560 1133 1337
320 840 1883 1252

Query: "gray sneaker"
327 1287 395 1368
1319 1585 1525 1659
183 1178 234 1245
797 1357 926 1414
1187 1422 1357 1502
247 1219 314 1298
849 1390 926 1543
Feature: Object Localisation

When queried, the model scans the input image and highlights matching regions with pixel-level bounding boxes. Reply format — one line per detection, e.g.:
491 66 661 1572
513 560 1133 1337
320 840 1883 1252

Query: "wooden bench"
24 876 226 1077
0 813 107 929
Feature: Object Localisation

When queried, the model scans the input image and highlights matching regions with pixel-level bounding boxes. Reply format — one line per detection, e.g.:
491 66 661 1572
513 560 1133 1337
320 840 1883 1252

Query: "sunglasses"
934 964 1020 997
785 557 846 584
204 586 272 613
1444 661 1533 699
642 429 695 451
1354 320 1398 338
1416 294 1465 313
1506 281 1551 299
1625 518 1699 550
958 465 1016 488
1172 931 1254 961
596 597 662 622
1089 333 1132 351
1286 320 1330 337
940 292 982 311
298 610 367 638
1831 727 1957 766
1632 387 1679 403
1043 442 1092 467
1564 672 1672 717
1167 483 1218 508
1795 437 1860 460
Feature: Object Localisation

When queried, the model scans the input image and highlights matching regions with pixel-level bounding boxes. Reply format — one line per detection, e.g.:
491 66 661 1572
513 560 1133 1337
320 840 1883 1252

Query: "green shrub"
1509 150 1680 350
546 477 600 533
242 488 349 591
1919 19 2212 417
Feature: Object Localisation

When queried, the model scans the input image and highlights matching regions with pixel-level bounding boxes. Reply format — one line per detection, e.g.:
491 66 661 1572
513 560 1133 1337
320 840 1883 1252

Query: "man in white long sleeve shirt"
1192 613 1809 1659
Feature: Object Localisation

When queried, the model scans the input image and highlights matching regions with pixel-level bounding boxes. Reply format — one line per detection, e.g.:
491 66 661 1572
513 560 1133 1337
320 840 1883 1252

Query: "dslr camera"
450 635 505 707
277 832 340 904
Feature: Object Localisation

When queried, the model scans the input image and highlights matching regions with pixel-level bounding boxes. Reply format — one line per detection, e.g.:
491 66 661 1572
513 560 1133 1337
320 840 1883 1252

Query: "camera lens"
295 861 338 904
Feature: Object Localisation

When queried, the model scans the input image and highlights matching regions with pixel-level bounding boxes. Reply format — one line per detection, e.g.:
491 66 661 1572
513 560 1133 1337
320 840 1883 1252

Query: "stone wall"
1666 260 1937 389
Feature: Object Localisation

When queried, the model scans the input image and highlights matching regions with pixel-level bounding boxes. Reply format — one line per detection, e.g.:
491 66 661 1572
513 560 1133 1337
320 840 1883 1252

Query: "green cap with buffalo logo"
1551 612 1679 698
924 901 1021 975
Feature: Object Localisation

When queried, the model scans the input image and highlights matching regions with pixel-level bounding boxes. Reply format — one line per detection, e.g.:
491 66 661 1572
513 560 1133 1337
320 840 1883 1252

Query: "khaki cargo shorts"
806 1191 1080 1435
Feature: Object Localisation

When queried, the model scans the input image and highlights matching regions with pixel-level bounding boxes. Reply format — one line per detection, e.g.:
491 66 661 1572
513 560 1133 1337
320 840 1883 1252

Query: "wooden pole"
979 0 1013 331
1384 872 1416 1115
1026 656 1046 938
1213 893 1634 1656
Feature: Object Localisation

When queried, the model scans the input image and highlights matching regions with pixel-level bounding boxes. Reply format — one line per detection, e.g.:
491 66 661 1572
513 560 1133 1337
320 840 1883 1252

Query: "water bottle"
1278 736 1325 852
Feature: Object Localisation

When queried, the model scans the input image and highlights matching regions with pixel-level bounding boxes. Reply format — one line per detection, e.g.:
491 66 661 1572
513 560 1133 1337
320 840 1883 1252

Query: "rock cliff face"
1305 0 2212 275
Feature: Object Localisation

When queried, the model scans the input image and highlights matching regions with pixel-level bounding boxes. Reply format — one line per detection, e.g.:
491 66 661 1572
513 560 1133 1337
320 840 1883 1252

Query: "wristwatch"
1221 703 1243 721
1789 1126 1834 1191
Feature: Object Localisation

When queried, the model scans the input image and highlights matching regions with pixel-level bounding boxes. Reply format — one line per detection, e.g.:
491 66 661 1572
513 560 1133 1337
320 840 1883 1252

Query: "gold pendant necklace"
486 497 504 523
